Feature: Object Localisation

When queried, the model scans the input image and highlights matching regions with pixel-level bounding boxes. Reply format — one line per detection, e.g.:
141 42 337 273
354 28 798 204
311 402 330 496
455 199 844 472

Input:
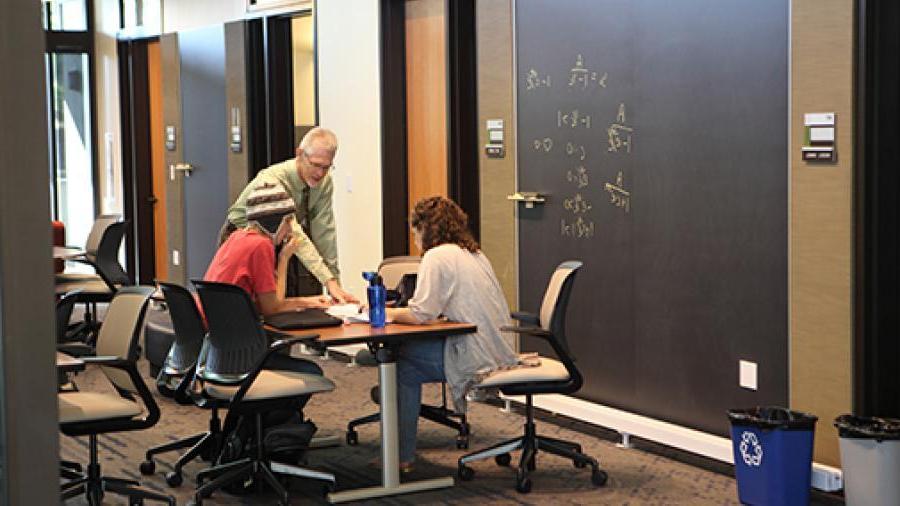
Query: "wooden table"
56 351 85 373
275 321 476 504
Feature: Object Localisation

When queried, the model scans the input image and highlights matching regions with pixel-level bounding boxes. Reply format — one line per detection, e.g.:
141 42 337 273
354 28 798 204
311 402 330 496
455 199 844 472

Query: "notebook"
265 308 343 330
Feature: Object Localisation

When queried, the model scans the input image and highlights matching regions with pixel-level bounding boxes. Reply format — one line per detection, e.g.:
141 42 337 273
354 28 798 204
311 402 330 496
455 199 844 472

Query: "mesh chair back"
94 220 132 286
192 280 268 378
159 282 206 374
56 290 82 343
94 286 154 393
538 261 582 351
84 214 120 259
378 256 420 290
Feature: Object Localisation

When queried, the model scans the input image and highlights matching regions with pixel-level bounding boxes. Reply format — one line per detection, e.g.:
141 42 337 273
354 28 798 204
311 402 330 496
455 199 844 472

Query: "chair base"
141 409 222 487
456 395 607 493
188 413 335 506
347 388 470 449
63 435 175 505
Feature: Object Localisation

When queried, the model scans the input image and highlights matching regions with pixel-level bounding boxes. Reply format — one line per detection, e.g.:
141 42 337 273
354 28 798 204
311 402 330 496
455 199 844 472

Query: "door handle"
507 191 546 208
169 162 194 180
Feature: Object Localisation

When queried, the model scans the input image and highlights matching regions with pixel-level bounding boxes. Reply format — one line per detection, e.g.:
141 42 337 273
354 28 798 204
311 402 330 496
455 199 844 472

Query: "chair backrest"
55 289 82 343
94 285 154 393
159 282 206 374
192 279 269 379
378 256 420 290
538 260 583 355
84 214 120 258
94 220 132 286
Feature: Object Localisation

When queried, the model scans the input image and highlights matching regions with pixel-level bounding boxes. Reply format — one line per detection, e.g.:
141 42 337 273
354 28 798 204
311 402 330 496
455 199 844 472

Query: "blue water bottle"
363 271 386 328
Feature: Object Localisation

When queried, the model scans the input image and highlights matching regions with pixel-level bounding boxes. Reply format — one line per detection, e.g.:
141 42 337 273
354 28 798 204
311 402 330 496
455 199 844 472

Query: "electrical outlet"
739 360 758 390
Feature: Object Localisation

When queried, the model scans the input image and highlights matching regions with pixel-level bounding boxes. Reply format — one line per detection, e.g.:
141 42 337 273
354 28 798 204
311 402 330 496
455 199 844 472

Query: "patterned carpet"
60 350 841 505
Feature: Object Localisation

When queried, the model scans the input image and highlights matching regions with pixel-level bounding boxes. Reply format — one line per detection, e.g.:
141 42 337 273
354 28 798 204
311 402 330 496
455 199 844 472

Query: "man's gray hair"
299 127 338 155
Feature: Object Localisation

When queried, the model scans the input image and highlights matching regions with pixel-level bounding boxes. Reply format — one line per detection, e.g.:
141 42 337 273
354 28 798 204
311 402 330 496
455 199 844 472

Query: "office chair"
140 281 215 487
56 214 120 277
457 260 608 493
58 286 175 505
345 256 471 449
188 280 337 505
55 219 132 344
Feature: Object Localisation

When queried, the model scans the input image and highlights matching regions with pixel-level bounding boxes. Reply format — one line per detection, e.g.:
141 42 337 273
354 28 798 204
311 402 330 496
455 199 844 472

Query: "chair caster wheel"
166 471 183 487
495 453 511 467
139 460 155 475
591 468 608 487
456 436 469 449
457 465 475 481
515 476 532 494
346 430 358 445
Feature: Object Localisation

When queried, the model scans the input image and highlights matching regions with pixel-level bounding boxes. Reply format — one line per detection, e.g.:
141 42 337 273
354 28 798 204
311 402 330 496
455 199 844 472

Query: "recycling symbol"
739 431 763 467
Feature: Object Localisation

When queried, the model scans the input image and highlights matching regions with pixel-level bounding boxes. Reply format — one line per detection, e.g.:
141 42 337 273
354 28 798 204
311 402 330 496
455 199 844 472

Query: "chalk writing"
567 166 589 189
525 68 552 90
563 193 593 214
559 109 592 129
532 137 553 152
561 217 595 239
568 54 608 90
604 171 631 213
607 103 633 153
566 142 587 161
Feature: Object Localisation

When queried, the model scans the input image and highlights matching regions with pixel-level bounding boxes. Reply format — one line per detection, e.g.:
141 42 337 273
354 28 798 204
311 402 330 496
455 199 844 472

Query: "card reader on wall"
801 112 836 162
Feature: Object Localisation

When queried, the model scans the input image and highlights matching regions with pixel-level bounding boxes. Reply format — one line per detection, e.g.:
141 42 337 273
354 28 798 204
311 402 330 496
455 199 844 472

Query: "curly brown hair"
410 196 479 253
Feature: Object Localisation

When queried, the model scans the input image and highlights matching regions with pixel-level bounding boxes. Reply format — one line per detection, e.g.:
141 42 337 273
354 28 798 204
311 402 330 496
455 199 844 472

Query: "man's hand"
325 279 359 304
279 236 302 261
295 295 333 309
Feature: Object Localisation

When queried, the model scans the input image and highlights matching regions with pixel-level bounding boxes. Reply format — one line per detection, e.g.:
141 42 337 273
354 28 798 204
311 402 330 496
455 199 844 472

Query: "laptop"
265 308 343 330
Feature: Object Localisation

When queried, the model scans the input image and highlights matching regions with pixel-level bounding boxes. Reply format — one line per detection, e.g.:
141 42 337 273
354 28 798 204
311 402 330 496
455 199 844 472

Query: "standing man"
224 127 358 304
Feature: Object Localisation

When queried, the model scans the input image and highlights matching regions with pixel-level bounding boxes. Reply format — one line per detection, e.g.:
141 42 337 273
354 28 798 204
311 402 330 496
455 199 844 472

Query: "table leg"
327 348 454 503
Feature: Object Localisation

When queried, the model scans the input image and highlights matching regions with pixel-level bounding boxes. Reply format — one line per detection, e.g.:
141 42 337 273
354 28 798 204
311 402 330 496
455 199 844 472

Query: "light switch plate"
739 360 758 390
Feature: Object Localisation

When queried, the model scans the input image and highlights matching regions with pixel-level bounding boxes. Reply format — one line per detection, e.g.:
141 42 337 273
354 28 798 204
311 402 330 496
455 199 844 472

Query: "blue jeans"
397 337 446 463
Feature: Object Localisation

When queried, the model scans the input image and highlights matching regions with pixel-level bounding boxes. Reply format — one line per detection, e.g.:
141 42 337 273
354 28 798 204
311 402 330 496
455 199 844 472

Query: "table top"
272 321 477 347
56 351 85 372
53 246 85 260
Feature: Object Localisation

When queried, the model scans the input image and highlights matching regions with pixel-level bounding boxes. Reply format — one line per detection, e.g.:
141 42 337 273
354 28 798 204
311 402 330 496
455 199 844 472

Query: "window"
44 0 96 247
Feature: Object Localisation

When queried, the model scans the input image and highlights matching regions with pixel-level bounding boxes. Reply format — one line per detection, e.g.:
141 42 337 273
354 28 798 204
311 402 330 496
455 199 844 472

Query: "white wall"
94 0 123 215
316 0 383 297
160 0 245 32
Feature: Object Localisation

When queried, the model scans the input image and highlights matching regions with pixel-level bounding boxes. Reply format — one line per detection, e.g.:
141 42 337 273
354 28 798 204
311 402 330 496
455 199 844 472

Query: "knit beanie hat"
245 182 296 233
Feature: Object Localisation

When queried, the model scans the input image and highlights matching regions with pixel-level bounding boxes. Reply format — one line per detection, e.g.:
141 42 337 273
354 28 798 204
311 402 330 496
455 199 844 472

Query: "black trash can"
835 415 900 506
727 407 817 506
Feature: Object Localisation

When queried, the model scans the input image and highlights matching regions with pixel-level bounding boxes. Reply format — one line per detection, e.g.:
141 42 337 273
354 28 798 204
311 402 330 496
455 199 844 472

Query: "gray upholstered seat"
478 358 569 387
204 369 335 402
59 391 143 423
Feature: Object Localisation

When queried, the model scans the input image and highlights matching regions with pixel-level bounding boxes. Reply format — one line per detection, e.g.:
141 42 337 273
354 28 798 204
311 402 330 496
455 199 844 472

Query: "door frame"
380 0 479 257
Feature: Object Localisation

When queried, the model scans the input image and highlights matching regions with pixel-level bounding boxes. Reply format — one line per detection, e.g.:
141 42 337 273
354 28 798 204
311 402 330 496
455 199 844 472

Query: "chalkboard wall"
515 0 789 436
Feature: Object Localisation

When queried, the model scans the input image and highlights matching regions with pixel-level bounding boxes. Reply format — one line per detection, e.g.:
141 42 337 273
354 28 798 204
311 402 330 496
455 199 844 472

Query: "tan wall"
477 1 856 466
476 0 517 311
790 0 855 467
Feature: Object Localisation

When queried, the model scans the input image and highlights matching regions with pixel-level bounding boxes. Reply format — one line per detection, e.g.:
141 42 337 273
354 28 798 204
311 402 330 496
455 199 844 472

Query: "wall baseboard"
500 393 843 492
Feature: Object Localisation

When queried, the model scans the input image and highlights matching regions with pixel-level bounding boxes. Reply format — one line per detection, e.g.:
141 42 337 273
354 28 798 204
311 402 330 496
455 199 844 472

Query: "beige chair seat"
59 391 143 423
205 370 335 402
55 278 113 296
477 357 569 388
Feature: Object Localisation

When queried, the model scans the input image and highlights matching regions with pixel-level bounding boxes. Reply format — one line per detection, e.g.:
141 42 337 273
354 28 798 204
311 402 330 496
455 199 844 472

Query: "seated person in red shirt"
202 181 331 378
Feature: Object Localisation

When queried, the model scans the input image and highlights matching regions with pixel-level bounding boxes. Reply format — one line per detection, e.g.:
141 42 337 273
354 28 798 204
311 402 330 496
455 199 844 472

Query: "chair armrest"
510 311 540 325
57 342 94 357
77 356 161 427
500 325 552 339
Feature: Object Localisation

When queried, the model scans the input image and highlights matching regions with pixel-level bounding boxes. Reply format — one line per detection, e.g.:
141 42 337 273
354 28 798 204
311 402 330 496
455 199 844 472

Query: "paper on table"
326 303 393 323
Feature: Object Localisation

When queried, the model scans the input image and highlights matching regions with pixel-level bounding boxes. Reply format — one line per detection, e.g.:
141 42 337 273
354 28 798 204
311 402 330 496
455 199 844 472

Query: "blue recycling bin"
727 407 817 506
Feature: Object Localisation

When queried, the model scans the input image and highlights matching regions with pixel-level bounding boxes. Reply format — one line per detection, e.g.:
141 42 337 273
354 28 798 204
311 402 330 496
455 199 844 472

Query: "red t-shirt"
204 229 277 301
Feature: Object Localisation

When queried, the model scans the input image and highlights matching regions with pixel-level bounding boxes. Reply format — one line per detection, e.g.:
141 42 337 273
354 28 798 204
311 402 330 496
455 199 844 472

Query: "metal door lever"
170 162 194 180
507 191 546 208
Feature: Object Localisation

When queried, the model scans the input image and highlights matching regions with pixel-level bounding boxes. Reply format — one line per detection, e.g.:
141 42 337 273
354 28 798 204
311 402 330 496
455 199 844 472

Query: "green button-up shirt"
226 159 339 284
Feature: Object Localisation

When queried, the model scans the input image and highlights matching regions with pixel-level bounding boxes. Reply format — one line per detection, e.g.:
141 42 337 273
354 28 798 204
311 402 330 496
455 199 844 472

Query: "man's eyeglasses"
304 153 336 172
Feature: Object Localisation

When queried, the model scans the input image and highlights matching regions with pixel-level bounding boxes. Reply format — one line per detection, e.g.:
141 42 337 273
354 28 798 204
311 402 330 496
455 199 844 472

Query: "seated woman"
386 196 518 470
202 181 331 378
